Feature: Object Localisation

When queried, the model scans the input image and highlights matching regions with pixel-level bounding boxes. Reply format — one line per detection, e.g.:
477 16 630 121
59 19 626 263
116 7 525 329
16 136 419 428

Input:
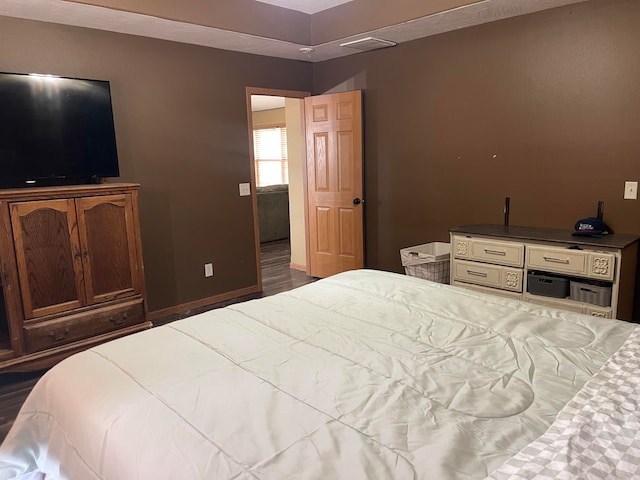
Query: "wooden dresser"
449 225 639 322
0 183 151 372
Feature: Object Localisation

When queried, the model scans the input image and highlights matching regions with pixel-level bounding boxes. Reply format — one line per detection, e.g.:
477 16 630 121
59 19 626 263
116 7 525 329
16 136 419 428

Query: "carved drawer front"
586 306 613 318
453 260 522 292
468 238 524 267
24 298 145 353
526 245 588 276
452 236 470 259
587 253 615 281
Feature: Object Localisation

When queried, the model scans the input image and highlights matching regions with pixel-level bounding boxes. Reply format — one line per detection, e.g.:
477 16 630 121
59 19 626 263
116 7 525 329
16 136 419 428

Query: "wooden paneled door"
305 90 364 278
10 199 86 319
76 194 140 305
9 193 141 319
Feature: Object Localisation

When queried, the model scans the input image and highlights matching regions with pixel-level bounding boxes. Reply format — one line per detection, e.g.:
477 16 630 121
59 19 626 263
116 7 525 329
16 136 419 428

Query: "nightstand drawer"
526 246 588 276
453 260 523 292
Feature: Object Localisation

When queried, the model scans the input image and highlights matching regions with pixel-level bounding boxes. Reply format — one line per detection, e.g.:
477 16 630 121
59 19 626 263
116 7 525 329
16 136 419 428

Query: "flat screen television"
0 72 120 189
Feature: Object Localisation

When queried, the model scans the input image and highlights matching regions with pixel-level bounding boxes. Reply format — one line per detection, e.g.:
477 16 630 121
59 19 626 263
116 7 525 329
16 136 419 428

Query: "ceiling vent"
339 36 397 51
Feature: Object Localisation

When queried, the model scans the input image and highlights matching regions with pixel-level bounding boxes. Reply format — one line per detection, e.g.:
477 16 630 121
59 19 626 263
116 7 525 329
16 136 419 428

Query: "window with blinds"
253 126 288 187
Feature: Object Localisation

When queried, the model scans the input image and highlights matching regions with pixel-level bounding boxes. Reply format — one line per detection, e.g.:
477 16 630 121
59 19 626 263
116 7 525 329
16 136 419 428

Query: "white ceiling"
252 96 286 112
254 0 354 14
0 0 590 63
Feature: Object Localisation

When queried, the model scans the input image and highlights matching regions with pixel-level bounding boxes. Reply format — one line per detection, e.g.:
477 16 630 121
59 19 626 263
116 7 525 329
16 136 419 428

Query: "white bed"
0 269 638 479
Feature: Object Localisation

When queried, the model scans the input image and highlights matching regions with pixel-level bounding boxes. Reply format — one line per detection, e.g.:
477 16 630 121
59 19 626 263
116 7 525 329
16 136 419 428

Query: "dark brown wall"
1 0 639 314
313 0 640 273
0 16 312 312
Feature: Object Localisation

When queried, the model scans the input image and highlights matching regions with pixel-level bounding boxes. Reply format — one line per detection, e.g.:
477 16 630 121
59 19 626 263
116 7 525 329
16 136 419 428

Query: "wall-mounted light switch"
239 183 251 196
624 181 638 200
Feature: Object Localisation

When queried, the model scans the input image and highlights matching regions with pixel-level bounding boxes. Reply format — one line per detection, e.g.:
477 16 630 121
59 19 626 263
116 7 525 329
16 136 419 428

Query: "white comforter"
0 269 636 479
490 326 640 479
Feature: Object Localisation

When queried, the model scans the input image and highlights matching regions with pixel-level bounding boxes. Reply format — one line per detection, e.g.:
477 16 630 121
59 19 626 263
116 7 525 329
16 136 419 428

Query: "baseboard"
148 284 261 321
290 262 307 272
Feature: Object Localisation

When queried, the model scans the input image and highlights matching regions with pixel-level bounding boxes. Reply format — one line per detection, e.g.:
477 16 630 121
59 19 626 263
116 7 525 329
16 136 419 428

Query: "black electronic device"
0 72 120 188
504 196 510 226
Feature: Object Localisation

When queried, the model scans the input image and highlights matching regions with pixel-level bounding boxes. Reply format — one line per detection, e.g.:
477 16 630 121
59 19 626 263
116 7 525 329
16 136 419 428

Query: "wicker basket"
527 271 569 298
400 242 451 284
570 280 612 307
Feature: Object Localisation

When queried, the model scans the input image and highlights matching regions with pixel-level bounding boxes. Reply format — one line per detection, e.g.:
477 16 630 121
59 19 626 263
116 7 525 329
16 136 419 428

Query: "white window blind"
253 126 288 187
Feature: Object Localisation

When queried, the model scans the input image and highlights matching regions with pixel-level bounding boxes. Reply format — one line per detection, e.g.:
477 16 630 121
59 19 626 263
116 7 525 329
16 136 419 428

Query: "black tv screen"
0 72 120 189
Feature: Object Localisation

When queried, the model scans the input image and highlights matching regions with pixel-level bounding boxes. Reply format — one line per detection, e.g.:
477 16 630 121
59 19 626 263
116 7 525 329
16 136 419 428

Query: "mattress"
0 269 637 479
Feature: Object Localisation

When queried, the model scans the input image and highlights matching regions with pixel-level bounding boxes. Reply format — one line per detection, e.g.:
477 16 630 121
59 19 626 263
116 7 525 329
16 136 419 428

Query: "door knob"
353 198 361 205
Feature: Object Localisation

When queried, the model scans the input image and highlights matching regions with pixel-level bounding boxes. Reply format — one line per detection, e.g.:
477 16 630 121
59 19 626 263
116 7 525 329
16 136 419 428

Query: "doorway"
246 88 310 292
246 88 365 290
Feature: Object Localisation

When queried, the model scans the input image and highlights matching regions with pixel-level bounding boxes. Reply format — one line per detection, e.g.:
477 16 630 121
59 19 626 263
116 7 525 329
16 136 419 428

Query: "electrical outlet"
624 181 638 200
239 183 251 197
204 263 214 277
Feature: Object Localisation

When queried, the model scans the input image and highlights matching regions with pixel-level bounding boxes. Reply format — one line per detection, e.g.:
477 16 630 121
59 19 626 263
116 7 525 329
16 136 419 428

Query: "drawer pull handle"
467 270 488 278
484 249 506 256
49 328 70 342
542 256 570 264
109 315 127 326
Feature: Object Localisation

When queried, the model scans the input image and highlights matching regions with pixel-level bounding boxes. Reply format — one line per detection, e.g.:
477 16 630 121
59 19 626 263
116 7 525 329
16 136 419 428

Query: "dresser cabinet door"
10 199 86 319
76 194 141 304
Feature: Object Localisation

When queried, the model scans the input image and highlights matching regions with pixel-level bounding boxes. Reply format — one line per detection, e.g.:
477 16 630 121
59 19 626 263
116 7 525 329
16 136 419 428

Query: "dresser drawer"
453 260 523 292
24 298 145 353
526 245 588 276
524 293 613 318
526 245 616 280
468 238 524 267
453 281 523 300
524 293 585 313
453 236 524 267
585 306 613 319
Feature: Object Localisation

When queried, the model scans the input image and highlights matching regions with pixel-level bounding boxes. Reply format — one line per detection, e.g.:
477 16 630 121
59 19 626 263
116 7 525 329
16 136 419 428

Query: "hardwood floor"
0 239 316 444
260 239 315 297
